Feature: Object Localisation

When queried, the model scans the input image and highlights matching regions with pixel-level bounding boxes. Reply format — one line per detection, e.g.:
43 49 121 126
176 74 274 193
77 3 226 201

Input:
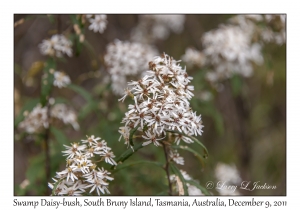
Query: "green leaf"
67 83 93 102
53 97 70 105
186 180 211 196
112 160 164 174
166 130 208 158
40 58 56 107
112 142 144 169
78 101 97 120
170 163 188 195
230 74 243 96
172 145 206 168
50 127 70 148
14 98 40 127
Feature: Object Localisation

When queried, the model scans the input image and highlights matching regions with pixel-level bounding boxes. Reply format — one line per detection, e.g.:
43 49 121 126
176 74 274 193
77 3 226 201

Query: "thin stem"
44 101 51 195
162 142 172 195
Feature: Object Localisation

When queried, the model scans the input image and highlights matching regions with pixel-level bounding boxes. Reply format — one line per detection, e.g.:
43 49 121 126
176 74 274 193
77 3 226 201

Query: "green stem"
111 142 144 170
162 142 172 195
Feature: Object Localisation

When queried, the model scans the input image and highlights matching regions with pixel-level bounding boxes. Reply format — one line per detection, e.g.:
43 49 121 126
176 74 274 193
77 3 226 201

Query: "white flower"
18 104 49 133
62 143 86 159
102 151 117 165
202 24 263 82
119 53 204 147
39 34 72 57
131 15 185 43
81 135 101 146
87 14 107 33
181 48 206 68
188 185 204 195
215 162 242 185
84 169 110 195
49 136 115 196
53 71 71 88
170 170 204 195
142 131 165 147
104 39 158 95
58 180 86 196
50 103 79 130
169 150 184 165
57 167 78 182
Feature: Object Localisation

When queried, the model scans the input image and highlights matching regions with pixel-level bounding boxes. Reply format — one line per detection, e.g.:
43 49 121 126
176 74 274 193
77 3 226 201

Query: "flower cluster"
39 34 72 57
230 14 286 46
118 53 203 147
131 15 185 43
202 24 263 83
214 162 242 195
87 14 108 34
18 103 79 133
170 170 204 195
48 135 116 196
104 39 158 95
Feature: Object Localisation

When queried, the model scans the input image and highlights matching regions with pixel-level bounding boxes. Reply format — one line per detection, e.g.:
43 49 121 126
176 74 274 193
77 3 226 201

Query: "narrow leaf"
67 83 93 102
172 145 206 168
170 163 188 195
166 130 208 158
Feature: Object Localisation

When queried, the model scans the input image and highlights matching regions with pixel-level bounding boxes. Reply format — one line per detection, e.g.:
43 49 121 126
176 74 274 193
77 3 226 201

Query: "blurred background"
14 14 286 195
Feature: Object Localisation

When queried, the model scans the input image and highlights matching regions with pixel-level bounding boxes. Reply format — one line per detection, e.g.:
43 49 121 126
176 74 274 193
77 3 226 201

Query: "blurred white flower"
131 15 185 43
170 170 204 195
188 185 204 195
215 162 242 195
202 24 263 82
39 34 72 57
18 104 49 133
51 103 79 130
19 103 79 133
215 162 242 185
104 39 158 95
181 48 206 68
169 150 185 165
87 14 107 33
53 71 71 88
